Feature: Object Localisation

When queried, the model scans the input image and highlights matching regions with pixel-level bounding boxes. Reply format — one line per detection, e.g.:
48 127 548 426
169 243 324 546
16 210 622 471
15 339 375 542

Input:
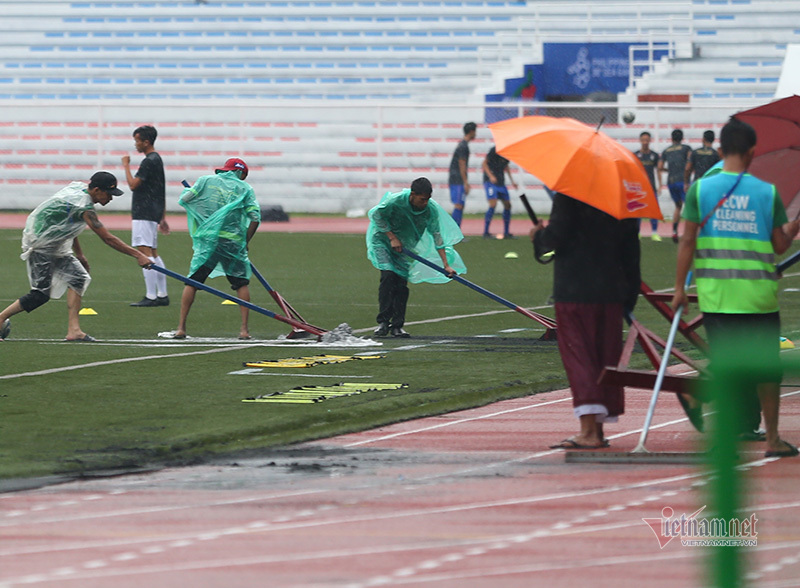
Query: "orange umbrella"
488 115 663 220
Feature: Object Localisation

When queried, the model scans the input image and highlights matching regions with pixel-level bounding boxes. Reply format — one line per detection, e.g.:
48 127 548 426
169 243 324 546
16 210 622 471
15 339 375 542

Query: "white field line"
228 368 373 378
0 345 261 381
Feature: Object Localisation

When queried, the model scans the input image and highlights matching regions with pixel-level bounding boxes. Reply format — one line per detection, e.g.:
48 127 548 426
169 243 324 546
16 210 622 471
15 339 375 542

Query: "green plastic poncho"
180 171 261 279
366 188 466 283
21 182 95 298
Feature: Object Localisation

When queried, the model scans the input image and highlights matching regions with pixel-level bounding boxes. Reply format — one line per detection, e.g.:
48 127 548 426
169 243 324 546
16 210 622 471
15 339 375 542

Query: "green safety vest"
691 172 781 314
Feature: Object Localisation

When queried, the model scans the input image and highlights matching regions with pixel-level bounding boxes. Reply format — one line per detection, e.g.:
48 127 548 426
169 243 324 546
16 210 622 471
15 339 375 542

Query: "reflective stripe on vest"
695 235 778 313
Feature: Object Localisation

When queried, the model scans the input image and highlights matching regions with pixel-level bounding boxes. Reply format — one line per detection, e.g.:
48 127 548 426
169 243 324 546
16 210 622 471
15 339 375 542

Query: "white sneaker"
0 318 10 340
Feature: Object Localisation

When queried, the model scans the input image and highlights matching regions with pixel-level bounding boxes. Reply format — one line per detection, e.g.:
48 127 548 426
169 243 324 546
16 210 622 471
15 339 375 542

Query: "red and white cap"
215 158 248 180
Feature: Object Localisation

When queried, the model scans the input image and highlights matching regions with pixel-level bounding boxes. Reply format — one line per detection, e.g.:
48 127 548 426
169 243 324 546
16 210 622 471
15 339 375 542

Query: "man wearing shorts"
672 118 800 458
122 125 169 307
0 172 152 341
482 145 517 239
448 122 476 227
172 158 261 340
658 129 692 243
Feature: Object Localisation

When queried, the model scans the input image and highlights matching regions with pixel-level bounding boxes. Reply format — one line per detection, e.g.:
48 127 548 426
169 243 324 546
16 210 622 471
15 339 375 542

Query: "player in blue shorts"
658 129 692 243
448 122 476 226
482 146 518 238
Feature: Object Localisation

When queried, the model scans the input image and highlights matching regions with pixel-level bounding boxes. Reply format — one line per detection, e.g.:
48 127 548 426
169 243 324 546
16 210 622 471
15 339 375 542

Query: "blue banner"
543 43 632 96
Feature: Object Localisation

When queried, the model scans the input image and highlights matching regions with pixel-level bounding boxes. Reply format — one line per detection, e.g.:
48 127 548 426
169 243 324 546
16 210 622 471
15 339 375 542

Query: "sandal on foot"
765 441 799 458
65 334 96 342
549 438 604 450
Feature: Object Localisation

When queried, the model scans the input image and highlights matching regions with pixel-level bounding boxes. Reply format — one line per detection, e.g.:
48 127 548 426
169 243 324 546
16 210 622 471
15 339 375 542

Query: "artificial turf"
2 220 800 481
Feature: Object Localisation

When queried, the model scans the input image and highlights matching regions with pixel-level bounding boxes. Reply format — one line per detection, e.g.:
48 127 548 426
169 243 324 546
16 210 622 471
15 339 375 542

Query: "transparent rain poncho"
366 188 466 283
180 171 261 279
20 182 94 298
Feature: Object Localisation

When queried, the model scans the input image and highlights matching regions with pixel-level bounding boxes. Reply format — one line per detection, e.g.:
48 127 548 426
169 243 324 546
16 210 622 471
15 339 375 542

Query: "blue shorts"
449 184 466 206
668 182 685 205
484 183 510 201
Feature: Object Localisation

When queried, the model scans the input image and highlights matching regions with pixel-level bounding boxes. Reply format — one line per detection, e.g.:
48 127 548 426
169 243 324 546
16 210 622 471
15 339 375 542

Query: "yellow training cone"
780 337 795 350
221 300 238 305
79 308 98 315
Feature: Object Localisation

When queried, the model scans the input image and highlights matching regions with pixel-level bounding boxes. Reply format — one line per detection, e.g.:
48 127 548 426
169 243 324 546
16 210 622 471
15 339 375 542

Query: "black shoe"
391 326 410 338
503 233 517 240
130 297 159 307
738 428 767 442
482 233 493 239
373 323 390 337
156 296 170 307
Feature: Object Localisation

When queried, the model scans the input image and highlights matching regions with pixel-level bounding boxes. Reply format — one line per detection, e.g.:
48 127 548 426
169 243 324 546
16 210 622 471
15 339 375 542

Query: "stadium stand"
0 0 795 214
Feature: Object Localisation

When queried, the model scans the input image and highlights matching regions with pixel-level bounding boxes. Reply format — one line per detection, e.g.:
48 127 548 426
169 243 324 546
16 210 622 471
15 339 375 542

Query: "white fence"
0 100 757 216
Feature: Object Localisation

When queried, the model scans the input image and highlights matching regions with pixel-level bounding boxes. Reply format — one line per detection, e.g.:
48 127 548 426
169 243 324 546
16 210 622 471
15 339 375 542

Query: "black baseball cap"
89 171 124 196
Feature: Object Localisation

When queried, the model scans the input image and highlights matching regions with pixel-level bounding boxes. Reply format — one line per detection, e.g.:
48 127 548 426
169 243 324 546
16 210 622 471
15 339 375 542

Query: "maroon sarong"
554 302 625 417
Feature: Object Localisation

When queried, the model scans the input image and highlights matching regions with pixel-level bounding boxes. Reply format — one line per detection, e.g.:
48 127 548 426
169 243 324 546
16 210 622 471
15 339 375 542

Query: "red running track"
1 379 799 587
0 212 680 239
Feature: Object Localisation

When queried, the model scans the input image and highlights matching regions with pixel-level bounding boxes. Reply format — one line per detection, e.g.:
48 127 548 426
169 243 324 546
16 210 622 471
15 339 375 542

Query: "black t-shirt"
661 143 692 185
634 149 659 191
131 151 166 221
448 140 470 185
690 146 721 182
483 147 509 186
533 193 640 309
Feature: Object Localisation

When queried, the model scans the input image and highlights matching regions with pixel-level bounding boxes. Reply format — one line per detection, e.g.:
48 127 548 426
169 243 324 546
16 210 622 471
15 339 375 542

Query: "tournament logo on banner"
543 43 633 96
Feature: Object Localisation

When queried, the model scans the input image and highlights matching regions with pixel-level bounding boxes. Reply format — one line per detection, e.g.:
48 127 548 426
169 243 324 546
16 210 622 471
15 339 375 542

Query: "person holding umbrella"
530 196 641 448
672 117 800 458
489 115 659 449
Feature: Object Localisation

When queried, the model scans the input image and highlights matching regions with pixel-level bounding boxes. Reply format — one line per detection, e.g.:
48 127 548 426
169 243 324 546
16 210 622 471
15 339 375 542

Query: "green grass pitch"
2 219 800 481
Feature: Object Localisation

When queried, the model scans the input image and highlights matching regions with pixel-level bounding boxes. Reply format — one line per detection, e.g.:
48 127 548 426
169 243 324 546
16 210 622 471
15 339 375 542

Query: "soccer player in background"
122 125 170 307
658 129 693 243
685 129 721 185
633 131 662 241
482 145 518 239
448 122 476 227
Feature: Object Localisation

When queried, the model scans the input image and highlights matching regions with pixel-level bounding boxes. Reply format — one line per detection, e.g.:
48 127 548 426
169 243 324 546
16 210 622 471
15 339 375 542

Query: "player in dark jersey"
633 131 662 241
448 122 476 227
482 146 518 238
122 125 169 307
685 129 721 186
658 129 692 243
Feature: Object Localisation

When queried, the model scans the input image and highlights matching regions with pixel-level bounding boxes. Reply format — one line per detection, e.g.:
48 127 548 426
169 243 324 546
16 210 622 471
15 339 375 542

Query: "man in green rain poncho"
172 158 261 340
366 177 466 338
0 172 152 342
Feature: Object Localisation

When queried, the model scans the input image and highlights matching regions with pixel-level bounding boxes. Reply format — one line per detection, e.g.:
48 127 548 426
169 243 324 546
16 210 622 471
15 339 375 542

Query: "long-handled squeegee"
150 265 326 339
401 248 557 339
249 263 325 338
631 271 695 453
